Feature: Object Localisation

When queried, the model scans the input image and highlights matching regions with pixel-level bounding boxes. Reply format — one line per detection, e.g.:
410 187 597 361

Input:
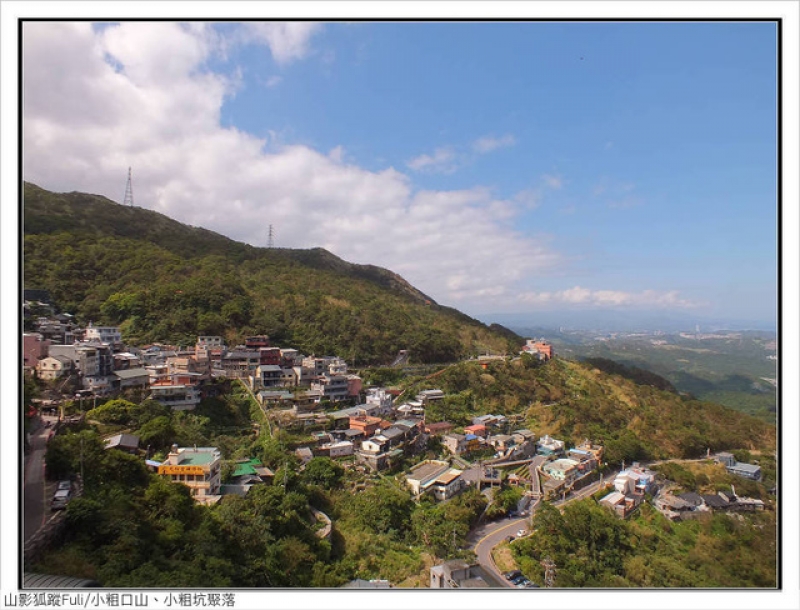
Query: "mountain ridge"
23 183 522 362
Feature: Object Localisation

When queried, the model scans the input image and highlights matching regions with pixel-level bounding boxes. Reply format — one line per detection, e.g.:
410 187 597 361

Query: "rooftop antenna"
267 224 275 249
123 167 134 207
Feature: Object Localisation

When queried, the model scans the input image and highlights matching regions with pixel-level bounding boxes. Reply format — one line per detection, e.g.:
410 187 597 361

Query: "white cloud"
472 134 516 154
406 147 457 173
542 174 563 190
243 22 323 65
409 133 516 174
21 22 562 312
264 75 283 88
519 286 701 309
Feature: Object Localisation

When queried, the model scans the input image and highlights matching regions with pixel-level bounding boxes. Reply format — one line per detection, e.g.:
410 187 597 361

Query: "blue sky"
20 20 778 325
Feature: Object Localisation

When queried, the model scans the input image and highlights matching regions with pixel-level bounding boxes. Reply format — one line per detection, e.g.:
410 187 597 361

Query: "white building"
150 383 201 410
84 324 122 345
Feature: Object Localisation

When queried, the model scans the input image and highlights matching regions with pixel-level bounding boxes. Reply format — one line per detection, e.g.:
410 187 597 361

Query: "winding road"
469 472 615 587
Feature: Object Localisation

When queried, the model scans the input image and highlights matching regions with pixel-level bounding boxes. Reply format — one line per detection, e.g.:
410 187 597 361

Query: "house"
23 333 51 370
536 434 565 456
416 389 445 404
443 433 467 456
295 447 314 465
35 355 75 381
542 477 566 500
84 323 122 346
395 402 426 419
430 561 490 588
511 429 535 444
361 435 390 454
488 434 516 453
310 374 349 402
158 445 221 504
464 434 481 453
257 390 294 407
317 440 354 458
566 448 598 471
599 491 638 518
221 350 260 379
471 414 507 429
464 424 487 438
149 382 202 410
343 579 391 589
616 466 657 495
430 468 466 501
220 458 274 497
405 460 464 501
574 439 604 462
258 347 282 366
715 453 762 481
113 352 142 370
543 458 580 483
255 364 283 388
425 421 454 436
104 433 140 454
522 339 553 360
113 367 150 390
365 388 394 415
349 415 383 437
356 446 404 472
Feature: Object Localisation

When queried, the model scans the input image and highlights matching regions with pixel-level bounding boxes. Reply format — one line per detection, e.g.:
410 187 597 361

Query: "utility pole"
541 557 556 588
80 436 85 485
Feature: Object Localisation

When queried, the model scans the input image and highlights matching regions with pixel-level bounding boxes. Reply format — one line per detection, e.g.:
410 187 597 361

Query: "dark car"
503 570 522 581
510 574 527 586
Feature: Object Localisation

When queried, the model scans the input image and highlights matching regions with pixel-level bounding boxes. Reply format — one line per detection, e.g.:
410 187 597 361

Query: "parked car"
516 529 528 538
51 489 71 511
516 579 533 589
56 480 71 492
510 574 527 586
503 570 522 581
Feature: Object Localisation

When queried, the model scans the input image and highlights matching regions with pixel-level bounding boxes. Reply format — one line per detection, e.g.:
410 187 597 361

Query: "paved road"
469 509 537 588
469 473 615 586
23 420 55 543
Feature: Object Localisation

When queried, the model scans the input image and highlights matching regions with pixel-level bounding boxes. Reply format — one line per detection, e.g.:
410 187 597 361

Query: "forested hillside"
23 183 521 362
401 356 776 465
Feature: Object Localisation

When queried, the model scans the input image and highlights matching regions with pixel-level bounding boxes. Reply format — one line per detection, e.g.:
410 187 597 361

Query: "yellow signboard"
158 465 205 475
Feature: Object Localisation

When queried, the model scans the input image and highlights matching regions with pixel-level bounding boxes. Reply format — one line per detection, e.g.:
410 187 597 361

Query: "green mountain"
22 183 523 363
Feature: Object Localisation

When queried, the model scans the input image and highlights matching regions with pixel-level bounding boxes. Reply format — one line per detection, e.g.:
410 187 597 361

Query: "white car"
51 489 71 511
516 529 528 538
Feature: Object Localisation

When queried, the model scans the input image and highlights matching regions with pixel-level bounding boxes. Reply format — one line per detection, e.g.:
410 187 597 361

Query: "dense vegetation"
401 356 775 463
23 182 521 363
512 500 776 587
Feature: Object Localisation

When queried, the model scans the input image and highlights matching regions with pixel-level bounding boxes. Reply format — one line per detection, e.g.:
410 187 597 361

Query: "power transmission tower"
267 224 275 248
541 557 556 588
123 167 134 207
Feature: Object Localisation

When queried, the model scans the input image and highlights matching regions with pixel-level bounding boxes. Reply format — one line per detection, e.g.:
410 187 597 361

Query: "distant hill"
22 183 523 363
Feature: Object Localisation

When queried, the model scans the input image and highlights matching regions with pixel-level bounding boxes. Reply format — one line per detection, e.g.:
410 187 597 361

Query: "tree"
302 457 344 490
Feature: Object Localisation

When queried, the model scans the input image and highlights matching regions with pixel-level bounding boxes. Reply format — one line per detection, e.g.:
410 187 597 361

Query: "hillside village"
22 290 775 589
